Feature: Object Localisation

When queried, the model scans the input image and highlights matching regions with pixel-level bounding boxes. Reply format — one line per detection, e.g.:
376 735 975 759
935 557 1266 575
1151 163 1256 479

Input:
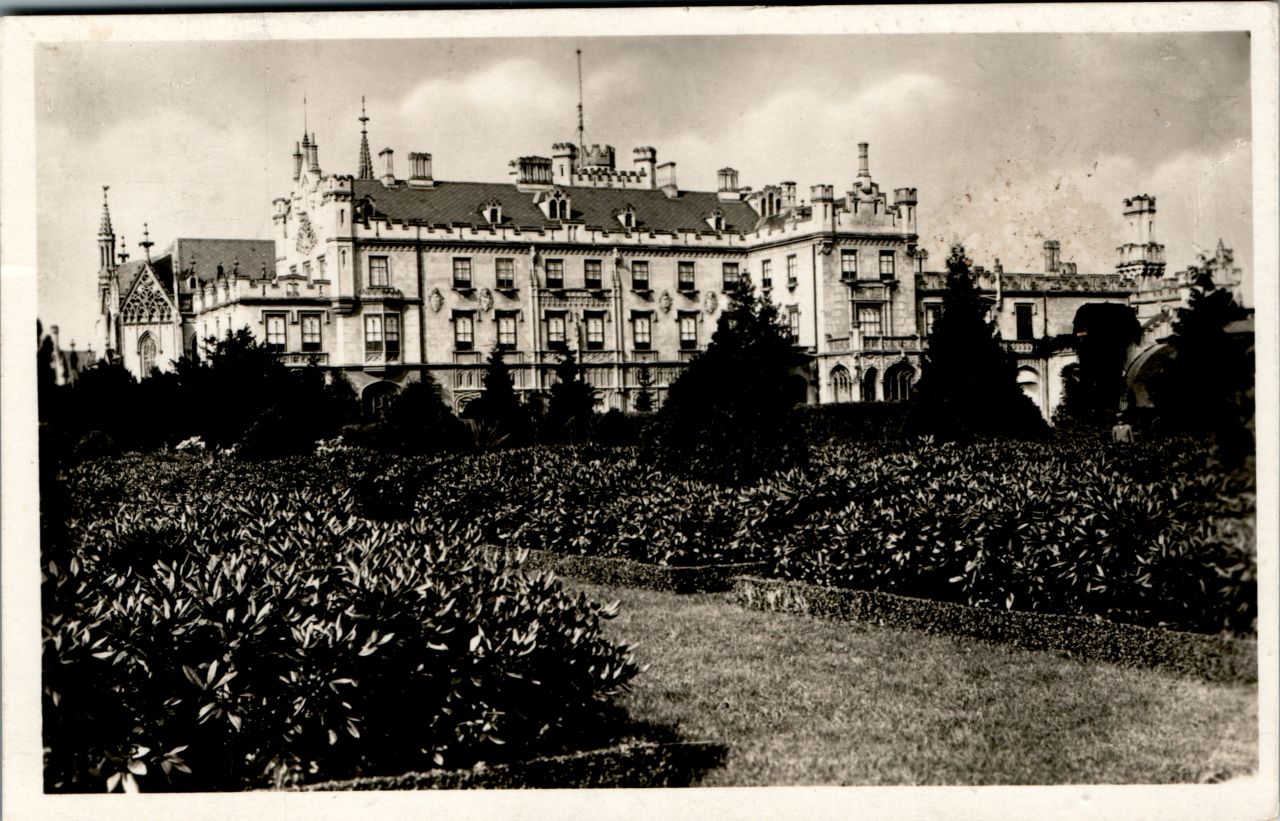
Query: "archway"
861 366 878 402
1016 365 1041 410
138 332 157 376
1124 343 1176 409
884 362 915 402
830 365 853 403
362 379 400 417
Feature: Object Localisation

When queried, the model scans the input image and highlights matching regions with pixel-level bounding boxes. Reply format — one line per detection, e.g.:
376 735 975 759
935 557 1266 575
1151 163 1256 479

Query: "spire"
575 48 586 152
139 222 154 261
357 96 374 180
98 185 114 238
117 234 129 265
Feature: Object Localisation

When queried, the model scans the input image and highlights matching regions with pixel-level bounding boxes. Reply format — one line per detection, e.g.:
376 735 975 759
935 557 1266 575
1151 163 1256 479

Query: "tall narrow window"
301 313 322 352
678 261 696 291
546 312 567 350
1016 304 1035 341
761 259 772 289
787 306 800 343
365 314 383 357
384 314 401 361
495 257 515 289
856 303 883 338
678 312 698 349
585 312 605 350
786 255 798 287
924 304 942 338
453 257 472 289
722 262 740 290
302 260 312 282
545 259 564 289
584 259 603 290
265 313 287 351
879 250 896 279
317 256 326 280
496 311 517 350
368 256 389 287
841 250 858 279
632 313 652 350
139 334 157 375
453 312 474 351
631 260 650 290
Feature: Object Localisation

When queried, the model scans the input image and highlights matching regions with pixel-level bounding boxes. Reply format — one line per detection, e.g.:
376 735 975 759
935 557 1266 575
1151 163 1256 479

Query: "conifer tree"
912 243 1044 438
546 351 597 442
465 348 531 446
633 365 655 414
1054 303 1141 428
654 276 807 484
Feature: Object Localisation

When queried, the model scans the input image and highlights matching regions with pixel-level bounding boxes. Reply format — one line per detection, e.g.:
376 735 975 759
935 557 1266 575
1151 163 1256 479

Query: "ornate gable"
120 266 176 326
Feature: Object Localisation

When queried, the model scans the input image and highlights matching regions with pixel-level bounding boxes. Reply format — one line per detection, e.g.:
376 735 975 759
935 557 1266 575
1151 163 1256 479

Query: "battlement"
894 187 918 205
1123 194 1156 212
581 143 616 169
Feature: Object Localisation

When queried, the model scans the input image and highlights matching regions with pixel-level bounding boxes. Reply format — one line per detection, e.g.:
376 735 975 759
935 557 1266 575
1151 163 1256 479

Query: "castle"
93 101 1244 420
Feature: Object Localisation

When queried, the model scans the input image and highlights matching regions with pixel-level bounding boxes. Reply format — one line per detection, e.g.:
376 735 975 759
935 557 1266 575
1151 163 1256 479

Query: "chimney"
633 147 657 190
292 141 304 182
718 167 739 192
656 161 678 199
1043 239 1061 273
379 147 395 187
512 156 554 190
307 132 320 173
857 142 871 179
781 181 797 209
407 152 434 187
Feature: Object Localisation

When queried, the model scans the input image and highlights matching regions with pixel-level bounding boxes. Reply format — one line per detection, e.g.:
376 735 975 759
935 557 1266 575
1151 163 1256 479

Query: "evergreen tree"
633 365 655 413
546 351 597 443
1054 303 1141 428
654 276 807 485
464 348 531 446
911 243 1045 439
1159 267 1252 463
372 374 464 455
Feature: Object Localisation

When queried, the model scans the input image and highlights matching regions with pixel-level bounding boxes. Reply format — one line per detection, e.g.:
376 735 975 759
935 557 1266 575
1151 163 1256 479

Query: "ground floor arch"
361 379 401 416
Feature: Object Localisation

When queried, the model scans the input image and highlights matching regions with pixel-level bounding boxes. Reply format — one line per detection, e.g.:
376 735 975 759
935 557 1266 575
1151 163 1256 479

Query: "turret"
1116 194 1166 278
553 142 578 185
307 132 321 174
633 147 656 189
97 185 116 274
292 142 304 182
1043 240 1061 274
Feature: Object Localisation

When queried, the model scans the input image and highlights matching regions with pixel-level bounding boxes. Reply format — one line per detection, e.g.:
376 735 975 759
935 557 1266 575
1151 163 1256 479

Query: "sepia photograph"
2 5 1276 820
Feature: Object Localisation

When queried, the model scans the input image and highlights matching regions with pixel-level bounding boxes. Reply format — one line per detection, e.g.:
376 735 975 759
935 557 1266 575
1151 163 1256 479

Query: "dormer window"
481 199 503 225
706 209 726 232
617 205 637 230
355 196 376 224
539 188 570 221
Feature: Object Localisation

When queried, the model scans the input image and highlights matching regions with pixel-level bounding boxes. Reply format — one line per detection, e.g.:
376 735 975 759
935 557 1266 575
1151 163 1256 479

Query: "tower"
357 96 374 180
97 185 116 274
1115 194 1165 278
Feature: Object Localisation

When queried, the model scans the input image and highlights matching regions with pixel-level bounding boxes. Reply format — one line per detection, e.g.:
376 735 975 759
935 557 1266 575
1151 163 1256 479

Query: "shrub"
43 474 639 792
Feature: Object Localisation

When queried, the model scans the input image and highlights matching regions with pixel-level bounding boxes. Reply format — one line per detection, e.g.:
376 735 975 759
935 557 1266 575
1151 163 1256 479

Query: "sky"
36 32 1254 351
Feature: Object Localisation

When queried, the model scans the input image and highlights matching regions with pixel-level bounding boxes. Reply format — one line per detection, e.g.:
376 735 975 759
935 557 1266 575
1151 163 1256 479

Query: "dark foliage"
342 374 464 457
464 349 532 447
1054 303 1142 428
632 366 656 414
652 277 808 485
593 409 646 447
910 244 1046 439
545 351 598 443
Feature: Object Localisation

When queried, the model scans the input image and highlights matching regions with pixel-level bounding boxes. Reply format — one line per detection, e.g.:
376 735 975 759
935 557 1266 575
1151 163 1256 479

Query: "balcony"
279 352 329 367
360 285 404 303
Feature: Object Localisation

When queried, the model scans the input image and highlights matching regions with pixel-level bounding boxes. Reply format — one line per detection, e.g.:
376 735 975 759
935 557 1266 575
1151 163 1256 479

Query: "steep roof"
169 238 277 282
351 179 762 234
115 256 174 298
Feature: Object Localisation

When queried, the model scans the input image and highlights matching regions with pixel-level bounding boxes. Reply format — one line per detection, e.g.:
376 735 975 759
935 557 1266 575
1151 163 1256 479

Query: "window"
678 261 696 291
722 262 740 290
369 256 389 287
317 256 326 280
879 250 895 279
924 304 942 338
1016 304 1035 341
265 313 287 351
585 311 605 350
787 306 800 343
632 312 652 350
453 257 472 289
302 260 312 281
364 314 383 356
841 250 858 279
301 313 322 352
761 259 772 289
385 314 400 361
545 259 564 289
496 257 515 289
496 311 517 350
856 303 884 337
585 259 603 290
786 255 798 288
885 364 915 401
678 312 698 349
290 265 298 277
546 312 567 349
139 334 157 375
631 260 649 290
453 312 474 351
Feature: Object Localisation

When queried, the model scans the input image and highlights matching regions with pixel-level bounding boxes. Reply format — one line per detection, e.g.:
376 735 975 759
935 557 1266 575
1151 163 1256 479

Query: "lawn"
570 580 1258 786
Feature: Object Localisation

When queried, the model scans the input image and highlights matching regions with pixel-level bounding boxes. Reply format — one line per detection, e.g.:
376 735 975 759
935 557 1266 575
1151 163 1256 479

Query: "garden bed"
732 576 1256 683
296 740 727 790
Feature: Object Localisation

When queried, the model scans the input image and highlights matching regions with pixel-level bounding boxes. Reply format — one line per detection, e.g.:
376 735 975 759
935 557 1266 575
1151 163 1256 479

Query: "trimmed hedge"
732 576 1256 683
490 547 768 594
297 740 727 790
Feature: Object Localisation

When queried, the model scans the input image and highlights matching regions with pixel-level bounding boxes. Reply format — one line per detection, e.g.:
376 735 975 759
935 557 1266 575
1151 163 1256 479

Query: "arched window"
362 380 401 417
884 362 915 401
830 365 853 403
861 366 878 402
1017 365 1042 411
139 333 157 376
